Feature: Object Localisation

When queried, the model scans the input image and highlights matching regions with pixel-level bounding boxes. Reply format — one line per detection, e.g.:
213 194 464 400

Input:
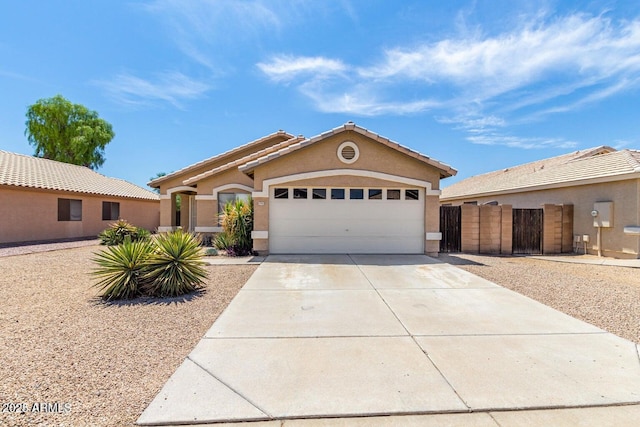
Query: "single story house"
440 146 640 259
148 122 456 255
0 150 160 245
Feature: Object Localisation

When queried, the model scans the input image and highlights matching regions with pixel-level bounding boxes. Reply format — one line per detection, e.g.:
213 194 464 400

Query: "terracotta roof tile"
148 130 295 187
238 122 457 178
441 146 640 200
0 150 159 200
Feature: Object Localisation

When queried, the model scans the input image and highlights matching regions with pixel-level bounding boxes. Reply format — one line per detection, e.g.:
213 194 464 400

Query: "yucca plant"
98 219 150 245
218 198 254 255
92 237 154 300
143 230 208 297
213 232 234 250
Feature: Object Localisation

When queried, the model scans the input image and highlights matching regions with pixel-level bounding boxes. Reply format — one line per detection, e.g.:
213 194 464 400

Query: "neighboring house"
148 122 456 255
440 146 640 259
0 150 160 245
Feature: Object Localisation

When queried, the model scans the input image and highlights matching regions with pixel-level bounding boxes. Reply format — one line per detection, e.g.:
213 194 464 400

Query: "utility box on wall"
593 201 614 228
591 202 613 228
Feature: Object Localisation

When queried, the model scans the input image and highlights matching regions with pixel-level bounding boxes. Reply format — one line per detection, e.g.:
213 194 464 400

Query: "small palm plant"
143 230 208 297
92 237 154 300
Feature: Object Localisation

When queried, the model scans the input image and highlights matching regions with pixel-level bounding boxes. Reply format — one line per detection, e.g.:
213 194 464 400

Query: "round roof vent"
337 141 359 164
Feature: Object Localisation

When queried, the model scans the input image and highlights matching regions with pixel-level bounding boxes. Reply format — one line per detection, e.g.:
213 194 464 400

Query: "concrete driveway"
138 255 640 426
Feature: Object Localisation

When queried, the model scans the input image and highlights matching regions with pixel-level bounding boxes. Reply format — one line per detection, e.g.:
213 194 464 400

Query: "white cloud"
142 0 282 72
95 71 210 108
257 55 348 82
466 133 578 150
256 11 640 147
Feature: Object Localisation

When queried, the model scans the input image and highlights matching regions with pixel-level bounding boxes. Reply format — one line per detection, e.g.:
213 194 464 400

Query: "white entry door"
269 187 424 254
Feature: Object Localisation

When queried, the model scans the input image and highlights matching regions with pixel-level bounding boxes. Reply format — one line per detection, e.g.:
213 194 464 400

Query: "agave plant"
143 230 208 297
92 237 154 300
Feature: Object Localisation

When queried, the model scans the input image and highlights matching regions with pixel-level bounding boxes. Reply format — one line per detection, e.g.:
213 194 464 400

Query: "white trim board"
253 169 441 198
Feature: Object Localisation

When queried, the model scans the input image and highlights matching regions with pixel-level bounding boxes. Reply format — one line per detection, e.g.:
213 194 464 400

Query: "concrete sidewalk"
138 254 640 426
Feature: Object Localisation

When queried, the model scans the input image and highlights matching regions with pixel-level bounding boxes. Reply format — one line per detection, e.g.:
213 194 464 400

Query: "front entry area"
268 187 425 254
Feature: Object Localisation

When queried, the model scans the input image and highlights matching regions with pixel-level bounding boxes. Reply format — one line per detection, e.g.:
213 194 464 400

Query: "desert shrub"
92 237 154 300
142 229 208 298
213 232 233 250
98 219 150 245
92 230 208 300
218 198 254 255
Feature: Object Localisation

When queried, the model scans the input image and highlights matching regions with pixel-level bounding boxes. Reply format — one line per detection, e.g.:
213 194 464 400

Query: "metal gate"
512 208 543 254
440 206 461 253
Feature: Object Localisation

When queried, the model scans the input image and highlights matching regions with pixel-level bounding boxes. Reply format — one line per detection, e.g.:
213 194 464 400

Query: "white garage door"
269 187 424 254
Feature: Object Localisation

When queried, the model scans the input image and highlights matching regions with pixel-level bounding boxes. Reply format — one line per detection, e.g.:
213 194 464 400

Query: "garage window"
293 188 308 199
387 189 401 200
405 189 419 200
331 189 345 200
368 189 382 200
274 188 288 199
350 189 364 200
312 188 326 199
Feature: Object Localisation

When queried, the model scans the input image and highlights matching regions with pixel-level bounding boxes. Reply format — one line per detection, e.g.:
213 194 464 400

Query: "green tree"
25 94 114 169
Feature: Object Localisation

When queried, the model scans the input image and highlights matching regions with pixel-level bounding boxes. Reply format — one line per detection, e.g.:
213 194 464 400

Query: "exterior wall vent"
337 141 359 164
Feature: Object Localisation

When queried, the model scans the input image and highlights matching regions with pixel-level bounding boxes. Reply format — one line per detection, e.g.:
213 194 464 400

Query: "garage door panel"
270 236 424 254
269 191 425 254
271 218 423 237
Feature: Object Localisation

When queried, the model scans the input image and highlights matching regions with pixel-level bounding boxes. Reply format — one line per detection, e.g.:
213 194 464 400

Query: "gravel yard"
0 245 256 427
441 253 640 344
2 246 639 426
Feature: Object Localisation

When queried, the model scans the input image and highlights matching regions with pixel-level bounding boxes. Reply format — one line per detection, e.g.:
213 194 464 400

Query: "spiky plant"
98 219 150 245
143 230 208 297
92 237 154 300
218 198 254 255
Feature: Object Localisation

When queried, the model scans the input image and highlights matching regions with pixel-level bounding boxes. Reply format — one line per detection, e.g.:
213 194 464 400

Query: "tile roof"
441 146 640 201
183 135 305 185
238 122 458 178
148 130 295 187
0 150 159 200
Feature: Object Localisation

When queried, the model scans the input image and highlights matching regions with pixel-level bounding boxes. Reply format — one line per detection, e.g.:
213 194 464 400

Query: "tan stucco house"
148 122 456 255
0 150 160 245
441 147 640 259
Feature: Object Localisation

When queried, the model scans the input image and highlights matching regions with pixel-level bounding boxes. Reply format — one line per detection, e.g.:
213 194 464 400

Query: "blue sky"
1 0 639 189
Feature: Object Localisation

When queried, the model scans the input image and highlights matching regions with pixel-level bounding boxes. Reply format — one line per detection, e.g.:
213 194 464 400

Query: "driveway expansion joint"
186 355 273 418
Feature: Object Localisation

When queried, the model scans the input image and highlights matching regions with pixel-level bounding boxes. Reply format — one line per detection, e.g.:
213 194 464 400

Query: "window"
331 188 345 200
368 189 382 200
102 201 120 220
405 189 419 200
274 188 288 199
349 189 364 200
218 193 250 225
58 198 82 221
387 189 401 200
312 188 326 199
293 188 308 199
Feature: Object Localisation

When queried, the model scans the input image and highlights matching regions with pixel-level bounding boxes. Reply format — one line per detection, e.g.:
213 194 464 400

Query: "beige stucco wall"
250 130 445 255
442 179 640 258
0 186 160 244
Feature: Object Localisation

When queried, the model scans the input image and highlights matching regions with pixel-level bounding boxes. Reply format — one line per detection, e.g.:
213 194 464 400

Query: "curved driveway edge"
138 254 640 425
